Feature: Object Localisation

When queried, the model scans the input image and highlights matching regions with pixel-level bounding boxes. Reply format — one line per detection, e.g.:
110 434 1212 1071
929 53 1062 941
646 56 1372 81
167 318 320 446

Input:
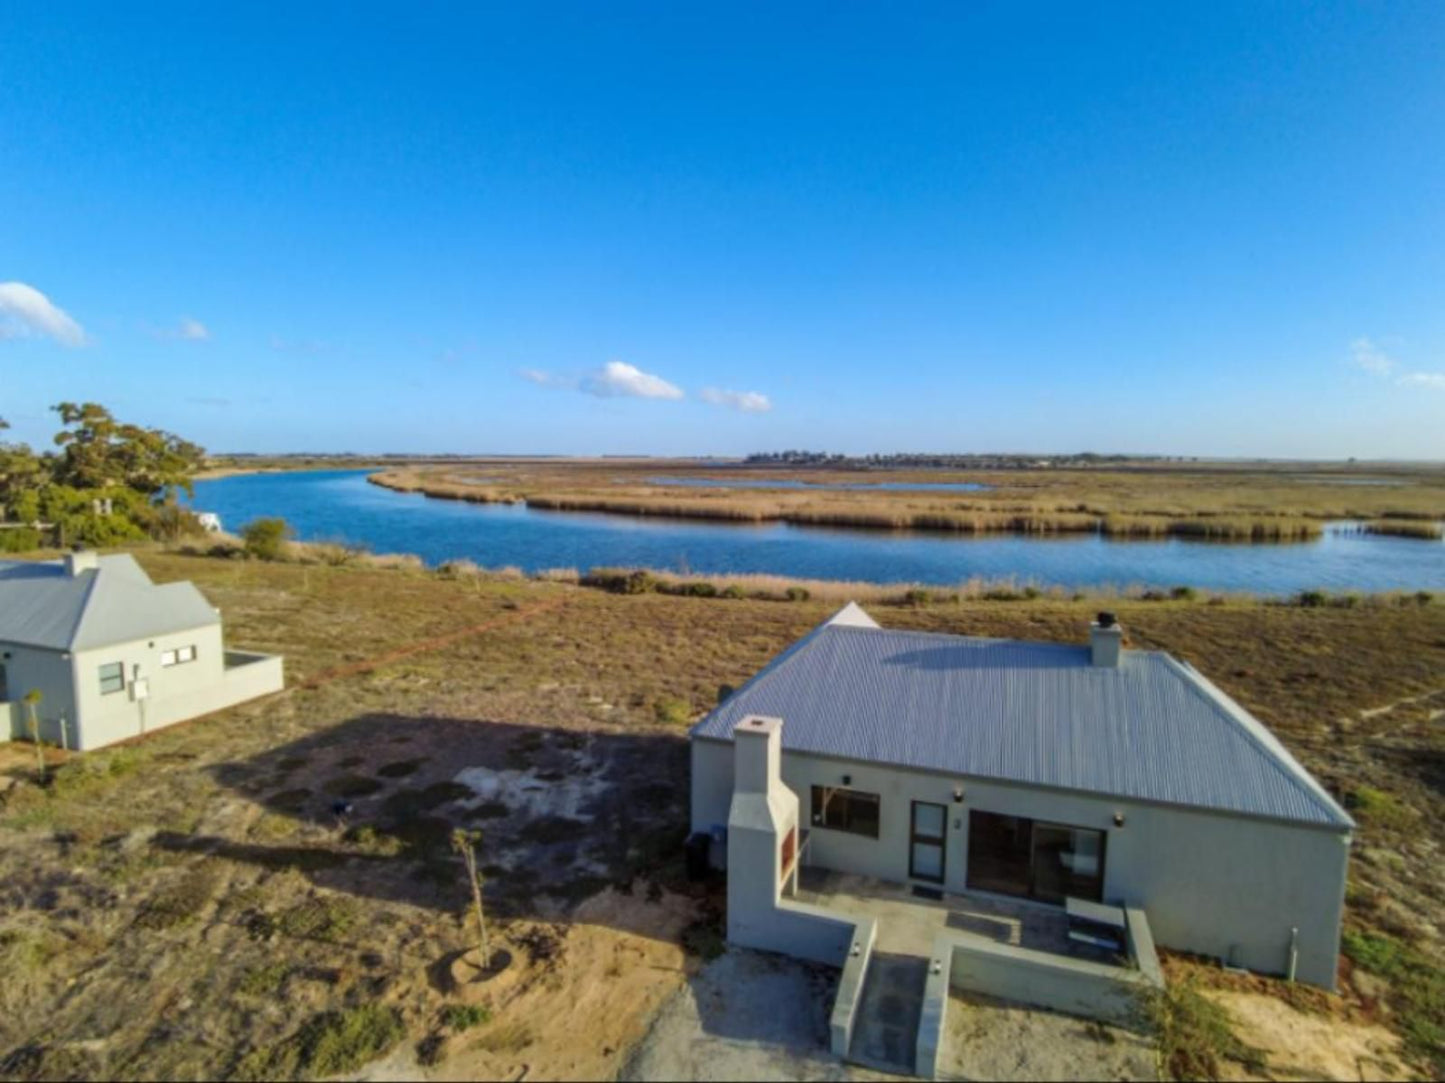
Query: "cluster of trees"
0 403 205 552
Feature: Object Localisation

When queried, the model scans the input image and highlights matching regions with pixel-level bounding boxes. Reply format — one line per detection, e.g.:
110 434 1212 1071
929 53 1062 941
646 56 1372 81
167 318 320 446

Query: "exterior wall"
692 736 1350 988
69 627 284 750
0 642 78 745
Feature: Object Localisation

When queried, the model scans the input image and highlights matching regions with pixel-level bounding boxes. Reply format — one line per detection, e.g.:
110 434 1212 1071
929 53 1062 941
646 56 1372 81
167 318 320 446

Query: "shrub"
1144 979 1265 1081
1170 585 1197 601
904 589 931 607
241 517 294 561
720 584 745 599
441 1004 491 1031
1296 590 1328 608
784 586 810 602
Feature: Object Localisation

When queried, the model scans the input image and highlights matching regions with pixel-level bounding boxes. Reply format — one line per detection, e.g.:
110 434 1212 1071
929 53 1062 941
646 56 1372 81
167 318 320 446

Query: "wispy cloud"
153 316 210 341
520 367 578 389
1350 336 1445 391
1350 337 1395 376
0 281 87 346
700 387 773 413
523 361 684 401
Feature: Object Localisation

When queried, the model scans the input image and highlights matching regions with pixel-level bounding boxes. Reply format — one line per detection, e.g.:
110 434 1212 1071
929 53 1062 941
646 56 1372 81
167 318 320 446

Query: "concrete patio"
794 866 1119 964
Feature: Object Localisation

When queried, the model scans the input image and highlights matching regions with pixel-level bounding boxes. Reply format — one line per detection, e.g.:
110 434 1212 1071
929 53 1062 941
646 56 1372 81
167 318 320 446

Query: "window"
811 785 880 839
161 645 197 667
0 663 8 701
966 811 1106 904
99 662 125 695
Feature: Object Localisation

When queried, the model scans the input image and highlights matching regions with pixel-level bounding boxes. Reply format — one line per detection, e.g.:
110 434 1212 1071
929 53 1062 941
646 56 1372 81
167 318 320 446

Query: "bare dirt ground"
1204 990 1409 1082
0 552 1441 1080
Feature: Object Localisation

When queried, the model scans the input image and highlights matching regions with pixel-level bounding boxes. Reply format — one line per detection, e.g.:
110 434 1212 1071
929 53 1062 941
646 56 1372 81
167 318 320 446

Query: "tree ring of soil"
447 947 518 997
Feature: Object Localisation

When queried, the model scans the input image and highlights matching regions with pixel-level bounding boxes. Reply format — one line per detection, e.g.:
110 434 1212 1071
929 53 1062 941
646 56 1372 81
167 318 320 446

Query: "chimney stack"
64 548 100 577
1090 611 1123 667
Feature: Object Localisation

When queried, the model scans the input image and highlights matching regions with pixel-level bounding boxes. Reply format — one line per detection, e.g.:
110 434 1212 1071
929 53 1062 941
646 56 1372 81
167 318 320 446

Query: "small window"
161 645 197 668
99 662 125 695
811 785 881 839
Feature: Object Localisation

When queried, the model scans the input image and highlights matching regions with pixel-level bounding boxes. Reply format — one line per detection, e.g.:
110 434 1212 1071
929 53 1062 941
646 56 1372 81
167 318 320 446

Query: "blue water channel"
188 470 1445 595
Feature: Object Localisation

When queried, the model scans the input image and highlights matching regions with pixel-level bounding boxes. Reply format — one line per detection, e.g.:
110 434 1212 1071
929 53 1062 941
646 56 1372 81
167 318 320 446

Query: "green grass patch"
236 1003 404 1080
277 896 357 943
440 1003 491 1031
653 695 691 726
237 960 290 997
1345 786 1417 832
132 866 219 931
1342 930 1445 1072
1144 979 1265 1081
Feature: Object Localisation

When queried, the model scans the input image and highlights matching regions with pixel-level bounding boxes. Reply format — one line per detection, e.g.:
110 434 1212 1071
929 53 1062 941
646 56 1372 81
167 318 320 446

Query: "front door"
909 801 947 883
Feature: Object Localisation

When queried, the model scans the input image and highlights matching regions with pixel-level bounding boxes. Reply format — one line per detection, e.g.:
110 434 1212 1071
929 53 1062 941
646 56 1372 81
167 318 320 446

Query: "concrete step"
845 951 929 1077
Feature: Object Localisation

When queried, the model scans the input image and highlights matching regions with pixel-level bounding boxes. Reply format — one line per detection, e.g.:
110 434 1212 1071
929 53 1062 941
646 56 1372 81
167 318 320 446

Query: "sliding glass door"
966 810 1105 904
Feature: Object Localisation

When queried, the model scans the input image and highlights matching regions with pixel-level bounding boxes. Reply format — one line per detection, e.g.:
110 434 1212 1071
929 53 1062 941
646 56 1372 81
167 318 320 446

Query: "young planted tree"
451 828 489 970
23 689 45 783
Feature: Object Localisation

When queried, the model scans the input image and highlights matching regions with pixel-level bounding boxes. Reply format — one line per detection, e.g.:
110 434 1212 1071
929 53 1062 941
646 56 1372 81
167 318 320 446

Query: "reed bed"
367 466 1445 543
1361 520 1444 540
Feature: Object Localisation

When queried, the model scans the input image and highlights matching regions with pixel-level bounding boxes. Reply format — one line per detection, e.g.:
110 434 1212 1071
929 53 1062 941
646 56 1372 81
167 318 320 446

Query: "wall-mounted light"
952 787 965 804
1112 811 1126 828
841 774 852 787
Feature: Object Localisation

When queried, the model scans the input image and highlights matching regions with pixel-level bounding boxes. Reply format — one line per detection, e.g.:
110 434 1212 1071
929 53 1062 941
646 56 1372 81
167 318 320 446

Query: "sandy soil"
1206 990 1411 1082
943 993 1157 1081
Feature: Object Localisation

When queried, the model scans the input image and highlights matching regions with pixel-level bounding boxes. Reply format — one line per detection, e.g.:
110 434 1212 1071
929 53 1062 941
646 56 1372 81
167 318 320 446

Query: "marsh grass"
1362 520 1444 540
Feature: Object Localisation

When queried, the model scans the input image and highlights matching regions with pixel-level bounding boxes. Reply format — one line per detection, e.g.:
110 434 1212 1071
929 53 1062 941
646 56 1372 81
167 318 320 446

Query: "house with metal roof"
690 602 1352 994
1 551 284 750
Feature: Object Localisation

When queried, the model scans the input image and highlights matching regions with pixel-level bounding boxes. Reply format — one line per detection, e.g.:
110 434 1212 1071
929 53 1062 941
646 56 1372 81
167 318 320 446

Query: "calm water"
642 475 991 493
189 470 1445 594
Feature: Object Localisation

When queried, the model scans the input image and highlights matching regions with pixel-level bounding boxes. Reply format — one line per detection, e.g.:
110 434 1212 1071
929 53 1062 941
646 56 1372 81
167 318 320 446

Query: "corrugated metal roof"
0 555 218 651
692 606 1353 829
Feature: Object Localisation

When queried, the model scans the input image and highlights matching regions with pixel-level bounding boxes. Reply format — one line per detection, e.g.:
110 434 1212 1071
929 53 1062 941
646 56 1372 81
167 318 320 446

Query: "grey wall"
66 628 284 750
0 642 78 745
693 736 1349 988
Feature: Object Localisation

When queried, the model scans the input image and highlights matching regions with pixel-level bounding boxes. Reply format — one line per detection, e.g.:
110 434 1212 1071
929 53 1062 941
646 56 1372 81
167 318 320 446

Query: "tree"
51 402 205 498
23 689 46 783
451 828 490 969
0 418 46 519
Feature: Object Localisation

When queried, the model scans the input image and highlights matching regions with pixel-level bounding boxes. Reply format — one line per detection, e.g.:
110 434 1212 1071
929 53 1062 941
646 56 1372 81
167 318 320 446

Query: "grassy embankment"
368 460 1445 543
0 550 1441 1078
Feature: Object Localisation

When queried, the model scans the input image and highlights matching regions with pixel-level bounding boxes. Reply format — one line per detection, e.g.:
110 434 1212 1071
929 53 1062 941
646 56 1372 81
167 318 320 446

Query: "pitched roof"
0 555 219 651
691 605 1353 830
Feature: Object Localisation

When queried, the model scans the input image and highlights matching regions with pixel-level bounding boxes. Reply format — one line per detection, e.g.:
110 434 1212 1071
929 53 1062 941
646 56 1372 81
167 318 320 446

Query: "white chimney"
64 550 100 577
734 715 784 795
1090 612 1123 667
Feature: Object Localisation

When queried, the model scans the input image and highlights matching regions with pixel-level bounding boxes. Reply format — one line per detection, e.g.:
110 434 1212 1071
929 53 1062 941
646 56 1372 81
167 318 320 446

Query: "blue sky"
2 3 1443 458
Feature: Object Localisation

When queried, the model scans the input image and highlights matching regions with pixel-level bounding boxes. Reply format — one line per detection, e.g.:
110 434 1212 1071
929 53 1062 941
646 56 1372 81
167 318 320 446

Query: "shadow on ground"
155 714 699 930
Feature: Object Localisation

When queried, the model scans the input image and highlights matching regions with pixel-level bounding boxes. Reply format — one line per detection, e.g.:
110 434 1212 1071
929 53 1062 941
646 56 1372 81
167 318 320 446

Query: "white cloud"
1350 337 1395 376
1399 372 1445 390
0 281 87 346
700 387 773 413
176 317 209 341
582 361 684 400
523 361 684 401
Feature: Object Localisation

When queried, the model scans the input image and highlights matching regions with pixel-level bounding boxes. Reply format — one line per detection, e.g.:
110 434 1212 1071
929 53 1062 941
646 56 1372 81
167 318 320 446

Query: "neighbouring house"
0 551 284 750
690 603 1353 993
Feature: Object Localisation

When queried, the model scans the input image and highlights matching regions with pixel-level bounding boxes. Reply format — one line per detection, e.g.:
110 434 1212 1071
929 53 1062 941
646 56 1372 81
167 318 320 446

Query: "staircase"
845 952 929 1076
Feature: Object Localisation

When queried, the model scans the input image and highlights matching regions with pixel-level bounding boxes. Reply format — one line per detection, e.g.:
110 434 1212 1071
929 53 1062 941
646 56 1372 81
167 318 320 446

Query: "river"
188 469 1445 595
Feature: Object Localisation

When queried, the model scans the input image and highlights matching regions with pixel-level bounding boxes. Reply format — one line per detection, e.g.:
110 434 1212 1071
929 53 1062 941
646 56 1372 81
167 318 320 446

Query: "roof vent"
1090 614 1123 667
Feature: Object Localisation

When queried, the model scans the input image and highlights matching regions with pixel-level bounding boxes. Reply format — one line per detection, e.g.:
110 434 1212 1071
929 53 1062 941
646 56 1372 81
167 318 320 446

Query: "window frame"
98 662 126 695
161 645 197 668
810 785 881 839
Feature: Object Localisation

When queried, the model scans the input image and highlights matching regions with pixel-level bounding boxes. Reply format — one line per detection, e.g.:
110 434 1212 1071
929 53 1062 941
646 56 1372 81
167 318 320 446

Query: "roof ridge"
1157 653 1352 828
827 622 1092 654
61 566 104 649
